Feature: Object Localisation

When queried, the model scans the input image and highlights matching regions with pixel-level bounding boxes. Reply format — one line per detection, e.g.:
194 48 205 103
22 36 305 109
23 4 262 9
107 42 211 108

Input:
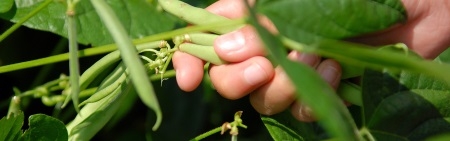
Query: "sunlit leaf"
362 49 450 140
0 0 14 13
22 114 68 141
261 110 317 141
257 0 406 44
0 112 23 141
0 0 178 46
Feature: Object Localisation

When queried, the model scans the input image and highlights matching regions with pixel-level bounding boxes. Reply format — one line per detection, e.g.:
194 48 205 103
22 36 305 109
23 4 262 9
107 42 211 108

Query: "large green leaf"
261 110 317 141
257 0 406 44
0 0 14 13
0 112 68 141
0 0 178 46
22 114 68 141
0 112 23 141
361 49 450 140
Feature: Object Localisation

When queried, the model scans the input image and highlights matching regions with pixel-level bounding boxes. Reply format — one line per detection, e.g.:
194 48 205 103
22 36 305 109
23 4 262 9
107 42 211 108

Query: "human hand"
173 0 341 122
351 0 450 59
173 0 450 122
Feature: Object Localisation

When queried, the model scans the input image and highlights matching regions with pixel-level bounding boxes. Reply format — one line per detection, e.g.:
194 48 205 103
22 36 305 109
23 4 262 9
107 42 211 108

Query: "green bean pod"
67 80 131 141
158 0 242 34
183 33 218 46
94 62 126 90
78 72 126 107
179 43 227 65
78 41 160 91
337 81 362 106
7 96 21 118
78 63 126 107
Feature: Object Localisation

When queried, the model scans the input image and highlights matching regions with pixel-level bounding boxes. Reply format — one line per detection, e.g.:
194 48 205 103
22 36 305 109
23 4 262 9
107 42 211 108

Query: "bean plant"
1 0 450 141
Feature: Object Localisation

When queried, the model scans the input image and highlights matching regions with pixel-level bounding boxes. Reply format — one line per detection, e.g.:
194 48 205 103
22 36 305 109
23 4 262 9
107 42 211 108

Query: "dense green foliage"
1 0 450 140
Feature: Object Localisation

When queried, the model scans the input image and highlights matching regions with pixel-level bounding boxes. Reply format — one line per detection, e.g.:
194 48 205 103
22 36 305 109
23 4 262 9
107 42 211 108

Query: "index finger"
205 0 255 18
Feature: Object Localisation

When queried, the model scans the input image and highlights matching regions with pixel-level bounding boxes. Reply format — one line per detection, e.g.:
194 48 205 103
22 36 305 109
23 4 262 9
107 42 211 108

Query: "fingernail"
290 51 320 67
243 63 268 85
298 104 313 119
292 102 315 122
319 65 339 85
216 30 245 54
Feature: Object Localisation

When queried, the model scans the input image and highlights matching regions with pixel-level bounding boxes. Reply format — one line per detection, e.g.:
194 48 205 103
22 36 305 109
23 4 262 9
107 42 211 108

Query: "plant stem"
231 135 237 141
0 0 53 42
90 0 162 130
190 126 222 141
0 43 114 73
0 19 244 74
149 69 175 80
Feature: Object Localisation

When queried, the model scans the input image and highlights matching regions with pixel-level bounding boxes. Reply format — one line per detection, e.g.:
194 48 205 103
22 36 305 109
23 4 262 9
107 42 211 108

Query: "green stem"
0 44 116 73
149 69 175 80
231 135 237 141
0 19 244 74
0 0 53 42
190 126 222 141
90 0 162 130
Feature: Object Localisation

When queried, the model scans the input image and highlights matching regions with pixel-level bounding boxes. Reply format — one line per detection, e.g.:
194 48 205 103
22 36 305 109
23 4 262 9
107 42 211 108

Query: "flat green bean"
179 43 227 65
67 80 130 141
78 42 161 91
78 63 127 106
95 63 126 90
336 81 362 106
66 2 81 112
182 33 218 46
158 0 242 34
91 0 162 130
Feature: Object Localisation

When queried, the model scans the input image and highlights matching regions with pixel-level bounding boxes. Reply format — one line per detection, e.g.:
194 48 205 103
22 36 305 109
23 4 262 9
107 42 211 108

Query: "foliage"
0 112 68 141
1 0 450 141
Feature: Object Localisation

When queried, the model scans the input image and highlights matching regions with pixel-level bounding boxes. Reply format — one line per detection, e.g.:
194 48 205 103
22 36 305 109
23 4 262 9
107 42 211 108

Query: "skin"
172 0 450 122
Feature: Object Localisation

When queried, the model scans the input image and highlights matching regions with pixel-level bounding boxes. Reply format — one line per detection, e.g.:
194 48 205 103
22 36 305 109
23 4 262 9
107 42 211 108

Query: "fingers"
249 51 342 122
249 51 321 116
349 0 450 59
214 26 266 62
209 56 274 100
316 59 342 89
172 51 205 92
207 0 277 63
205 0 255 19
290 59 341 122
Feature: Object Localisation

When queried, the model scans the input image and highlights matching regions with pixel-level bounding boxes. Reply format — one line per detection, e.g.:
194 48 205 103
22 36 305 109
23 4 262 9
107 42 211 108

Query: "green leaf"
435 48 450 64
369 130 408 141
0 0 14 13
261 110 317 141
426 132 450 141
257 0 406 44
0 112 24 141
361 50 450 140
247 3 361 141
0 0 178 46
21 114 68 141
